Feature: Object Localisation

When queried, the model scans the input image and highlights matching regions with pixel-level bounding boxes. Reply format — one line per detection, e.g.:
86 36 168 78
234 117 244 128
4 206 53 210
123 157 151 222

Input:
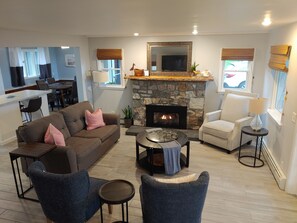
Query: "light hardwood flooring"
0 127 297 222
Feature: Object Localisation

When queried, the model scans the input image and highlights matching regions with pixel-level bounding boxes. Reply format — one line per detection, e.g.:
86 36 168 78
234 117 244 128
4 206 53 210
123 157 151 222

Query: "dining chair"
65 80 78 105
46 77 56 84
20 97 43 122
36 80 58 110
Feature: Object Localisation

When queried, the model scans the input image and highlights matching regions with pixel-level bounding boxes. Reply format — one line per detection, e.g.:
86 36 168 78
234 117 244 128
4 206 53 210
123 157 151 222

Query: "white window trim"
267 108 282 126
218 60 254 93
268 70 286 126
97 60 126 89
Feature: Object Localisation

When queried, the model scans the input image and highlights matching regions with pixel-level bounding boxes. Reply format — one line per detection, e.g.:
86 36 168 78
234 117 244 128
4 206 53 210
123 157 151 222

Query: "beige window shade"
269 45 291 72
221 48 255 61
97 49 122 60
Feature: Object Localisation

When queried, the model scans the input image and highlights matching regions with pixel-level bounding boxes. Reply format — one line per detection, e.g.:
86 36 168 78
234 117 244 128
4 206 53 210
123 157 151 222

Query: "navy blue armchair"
28 161 108 223
140 171 209 223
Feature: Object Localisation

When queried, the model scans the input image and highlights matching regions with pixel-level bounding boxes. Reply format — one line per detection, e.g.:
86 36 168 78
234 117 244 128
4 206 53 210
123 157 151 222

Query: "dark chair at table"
139 171 209 223
46 77 56 84
20 97 43 122
36 80 58 110
28 161 108 223
65 80 78 105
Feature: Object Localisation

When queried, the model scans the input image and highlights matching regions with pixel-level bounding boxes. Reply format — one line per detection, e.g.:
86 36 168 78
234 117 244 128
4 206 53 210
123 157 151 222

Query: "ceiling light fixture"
192 25 198 35
134 33 139 36
61 46 70 49
262 17 271 26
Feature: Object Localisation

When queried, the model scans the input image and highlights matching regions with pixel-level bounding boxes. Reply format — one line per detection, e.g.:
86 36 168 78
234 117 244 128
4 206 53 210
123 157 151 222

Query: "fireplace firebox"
146 105 187 129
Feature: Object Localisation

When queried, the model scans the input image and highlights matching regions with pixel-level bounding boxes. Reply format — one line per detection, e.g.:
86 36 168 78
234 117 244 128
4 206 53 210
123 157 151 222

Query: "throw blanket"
159 140 181 175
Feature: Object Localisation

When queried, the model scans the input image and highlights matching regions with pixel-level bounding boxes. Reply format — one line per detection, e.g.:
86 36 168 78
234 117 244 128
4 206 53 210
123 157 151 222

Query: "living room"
0 0 297 222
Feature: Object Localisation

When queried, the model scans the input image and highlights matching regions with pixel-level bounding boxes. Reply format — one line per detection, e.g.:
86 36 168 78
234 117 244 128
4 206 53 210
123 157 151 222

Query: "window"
21 48 40 78
271 70 287 112
219 48 254 92
97 59 122 85
267 45 291 124
96 49 124 88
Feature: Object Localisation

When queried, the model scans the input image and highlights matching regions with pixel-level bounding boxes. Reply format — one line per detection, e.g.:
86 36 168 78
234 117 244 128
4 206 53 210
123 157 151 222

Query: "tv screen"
162 55 187 71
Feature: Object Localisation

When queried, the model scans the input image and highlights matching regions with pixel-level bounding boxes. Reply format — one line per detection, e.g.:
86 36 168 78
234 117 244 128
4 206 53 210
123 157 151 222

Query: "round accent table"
238 126 269 167
99 179 135 223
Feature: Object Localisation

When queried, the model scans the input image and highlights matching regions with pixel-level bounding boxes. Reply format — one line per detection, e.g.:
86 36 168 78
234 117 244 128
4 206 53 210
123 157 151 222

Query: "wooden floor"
1 127 297 222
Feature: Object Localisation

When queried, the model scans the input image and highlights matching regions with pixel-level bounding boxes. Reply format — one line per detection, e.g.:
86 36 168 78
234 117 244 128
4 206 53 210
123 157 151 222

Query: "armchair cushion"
202 120 234 139
221 93 253 123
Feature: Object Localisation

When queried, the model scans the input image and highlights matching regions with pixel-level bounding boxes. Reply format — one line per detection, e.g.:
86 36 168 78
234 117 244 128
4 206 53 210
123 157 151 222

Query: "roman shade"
269 45 291 72
221 48 255 61
97 49 122 60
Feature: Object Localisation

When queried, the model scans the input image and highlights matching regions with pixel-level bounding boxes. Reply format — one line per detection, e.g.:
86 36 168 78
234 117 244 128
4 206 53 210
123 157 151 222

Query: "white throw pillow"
154 173 198 184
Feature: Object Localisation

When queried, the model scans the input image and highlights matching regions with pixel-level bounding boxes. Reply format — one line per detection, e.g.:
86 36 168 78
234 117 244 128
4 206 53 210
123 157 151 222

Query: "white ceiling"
0 0 297 37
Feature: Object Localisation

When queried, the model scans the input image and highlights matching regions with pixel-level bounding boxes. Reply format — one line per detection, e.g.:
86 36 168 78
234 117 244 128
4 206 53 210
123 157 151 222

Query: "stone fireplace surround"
127 75 213 130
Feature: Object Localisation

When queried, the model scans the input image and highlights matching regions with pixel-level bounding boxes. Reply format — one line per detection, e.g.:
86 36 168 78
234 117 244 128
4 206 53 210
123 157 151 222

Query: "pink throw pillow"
85 109 106 130
44 123 66 146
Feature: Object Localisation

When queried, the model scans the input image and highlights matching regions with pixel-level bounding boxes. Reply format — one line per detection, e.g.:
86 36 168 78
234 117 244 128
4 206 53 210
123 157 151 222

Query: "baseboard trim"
262 143 286 190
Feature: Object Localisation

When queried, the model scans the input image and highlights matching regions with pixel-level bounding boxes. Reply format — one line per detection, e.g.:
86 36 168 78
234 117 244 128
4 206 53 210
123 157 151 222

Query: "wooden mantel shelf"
124 75 214 82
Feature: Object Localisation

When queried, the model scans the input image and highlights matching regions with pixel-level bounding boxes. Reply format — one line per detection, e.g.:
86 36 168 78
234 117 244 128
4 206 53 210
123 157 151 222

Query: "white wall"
263 22 297 194
0 28 90 101
88 34 268 116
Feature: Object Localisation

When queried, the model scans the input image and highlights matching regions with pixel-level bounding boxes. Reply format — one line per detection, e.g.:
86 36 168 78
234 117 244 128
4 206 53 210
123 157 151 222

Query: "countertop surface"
0 90 51 106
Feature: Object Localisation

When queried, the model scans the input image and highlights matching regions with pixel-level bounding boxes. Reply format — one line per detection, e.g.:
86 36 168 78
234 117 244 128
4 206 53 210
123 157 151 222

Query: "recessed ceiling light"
192 25 198 35
134 33 139 36
262 17 271 26
61 46 70 49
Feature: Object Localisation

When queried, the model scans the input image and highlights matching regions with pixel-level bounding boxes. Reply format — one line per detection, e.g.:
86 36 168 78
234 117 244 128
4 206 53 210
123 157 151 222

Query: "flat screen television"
162 55 187 71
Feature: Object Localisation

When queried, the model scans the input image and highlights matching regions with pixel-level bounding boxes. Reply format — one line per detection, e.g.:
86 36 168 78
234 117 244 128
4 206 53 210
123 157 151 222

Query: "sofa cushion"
61 101 94 136
44 124 66 146
85 109 106 130
74 125 118 142
65 136 102 170
221 93 253 123
203 120 234 139
19 112 71 143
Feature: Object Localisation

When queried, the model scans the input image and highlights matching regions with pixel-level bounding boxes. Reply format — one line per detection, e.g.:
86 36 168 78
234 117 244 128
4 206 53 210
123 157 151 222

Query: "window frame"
218 59 254 93
268 69 287 125
97 59 125 89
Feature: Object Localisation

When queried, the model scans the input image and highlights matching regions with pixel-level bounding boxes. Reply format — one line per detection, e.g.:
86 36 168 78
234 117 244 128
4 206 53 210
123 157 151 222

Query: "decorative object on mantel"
130 63 144 76
122 105 133 128
134 69 144 76
191 62 200 76
201 70 211 77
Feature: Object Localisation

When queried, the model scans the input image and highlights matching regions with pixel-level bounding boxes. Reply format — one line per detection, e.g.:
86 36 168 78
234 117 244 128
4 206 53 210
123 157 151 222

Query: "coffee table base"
138 150 188 175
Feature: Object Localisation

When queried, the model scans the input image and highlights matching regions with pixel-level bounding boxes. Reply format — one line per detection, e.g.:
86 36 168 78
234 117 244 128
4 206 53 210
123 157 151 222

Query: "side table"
238 126 269 167
9 144 56 201
99 179 135 223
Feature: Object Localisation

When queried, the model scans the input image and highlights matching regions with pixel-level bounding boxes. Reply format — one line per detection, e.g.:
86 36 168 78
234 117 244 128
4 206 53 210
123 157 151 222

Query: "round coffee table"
136 129 190 175
99 179 135 223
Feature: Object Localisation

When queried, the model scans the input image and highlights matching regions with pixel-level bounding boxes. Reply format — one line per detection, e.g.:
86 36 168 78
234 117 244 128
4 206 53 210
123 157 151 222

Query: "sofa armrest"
42 145 78 174
204 110 222 123
103 113 120 126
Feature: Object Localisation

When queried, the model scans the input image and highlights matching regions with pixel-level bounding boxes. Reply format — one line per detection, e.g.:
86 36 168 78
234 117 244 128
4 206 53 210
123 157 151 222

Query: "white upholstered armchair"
199 90 258 153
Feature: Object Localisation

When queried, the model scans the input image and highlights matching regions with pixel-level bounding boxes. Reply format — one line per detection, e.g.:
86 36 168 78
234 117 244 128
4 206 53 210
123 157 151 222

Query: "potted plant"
122 105 133 128
191 62 200 75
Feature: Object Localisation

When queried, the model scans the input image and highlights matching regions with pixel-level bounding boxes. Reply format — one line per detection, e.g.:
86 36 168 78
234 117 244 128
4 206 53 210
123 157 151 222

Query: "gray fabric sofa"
17 101 120 174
